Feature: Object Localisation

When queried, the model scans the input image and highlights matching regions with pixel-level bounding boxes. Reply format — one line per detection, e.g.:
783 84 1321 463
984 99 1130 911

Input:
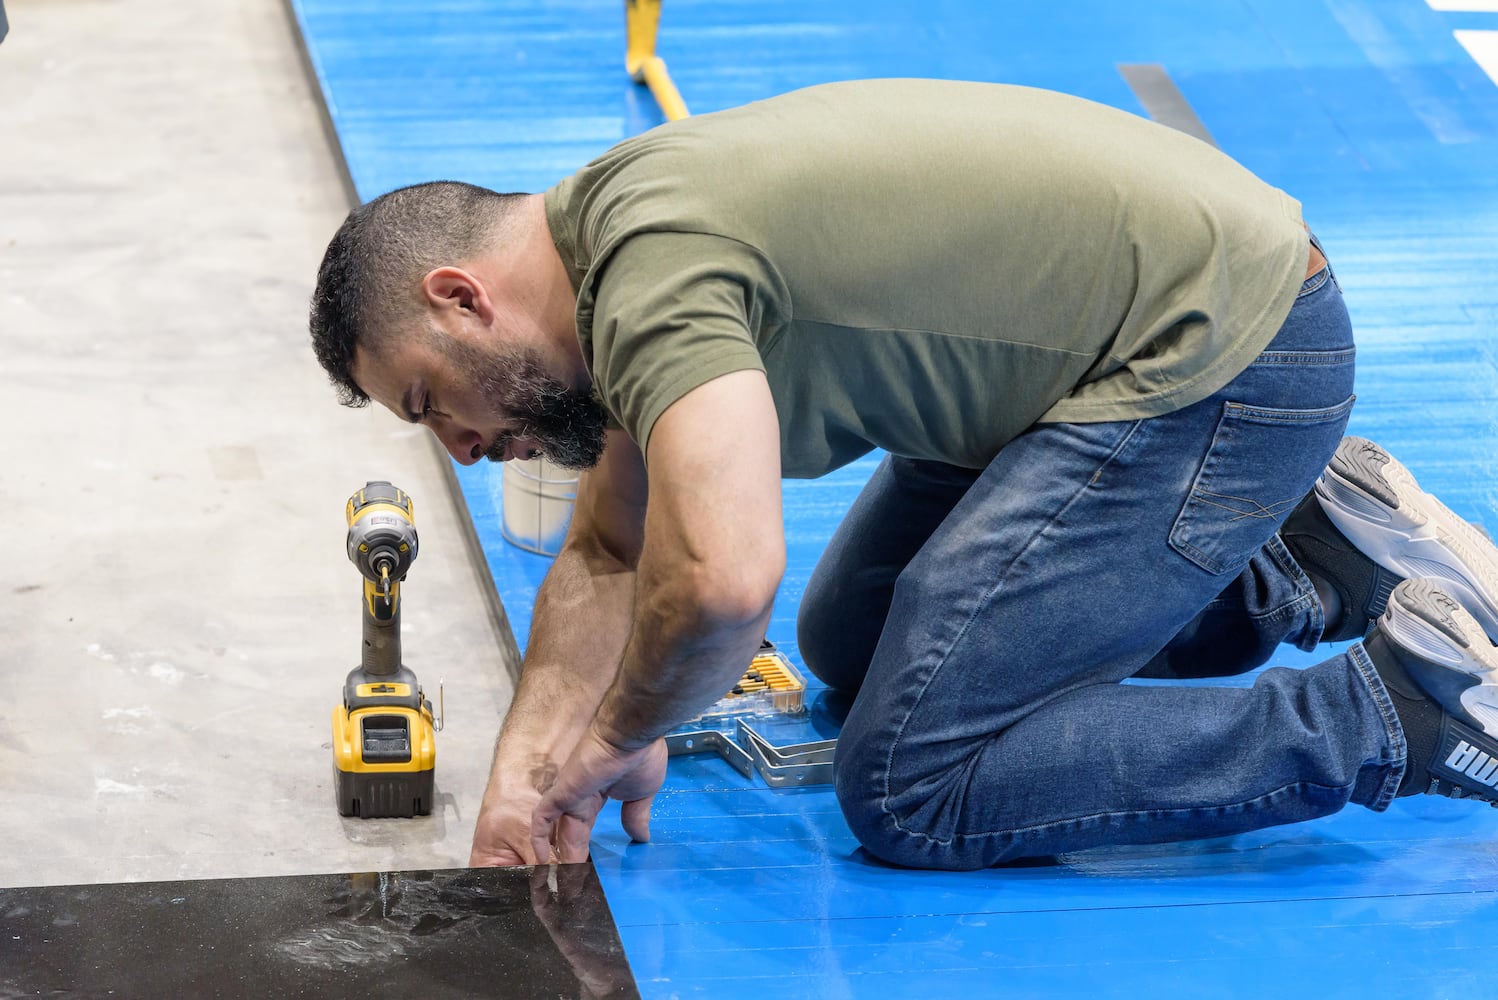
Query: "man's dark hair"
309 180 527 406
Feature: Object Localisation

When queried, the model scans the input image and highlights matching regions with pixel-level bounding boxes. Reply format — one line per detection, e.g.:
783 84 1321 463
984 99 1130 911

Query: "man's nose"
434 424 484 465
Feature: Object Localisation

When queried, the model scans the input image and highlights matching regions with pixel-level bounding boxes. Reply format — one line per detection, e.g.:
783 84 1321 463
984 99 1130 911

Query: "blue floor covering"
289 0 1498 994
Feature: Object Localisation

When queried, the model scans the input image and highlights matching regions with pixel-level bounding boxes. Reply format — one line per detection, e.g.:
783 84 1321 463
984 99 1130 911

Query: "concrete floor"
0 0 518 887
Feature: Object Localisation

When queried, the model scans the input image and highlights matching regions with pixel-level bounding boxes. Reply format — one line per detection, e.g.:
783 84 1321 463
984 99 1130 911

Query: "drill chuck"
345 481 419 585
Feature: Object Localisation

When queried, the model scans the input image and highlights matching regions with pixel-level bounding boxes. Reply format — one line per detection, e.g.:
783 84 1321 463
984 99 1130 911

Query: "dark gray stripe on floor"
1117 63 1218 147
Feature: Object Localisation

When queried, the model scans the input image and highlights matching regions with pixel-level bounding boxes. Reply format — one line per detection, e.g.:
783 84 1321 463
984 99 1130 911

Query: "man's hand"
469 760 559 866
530 727 668 863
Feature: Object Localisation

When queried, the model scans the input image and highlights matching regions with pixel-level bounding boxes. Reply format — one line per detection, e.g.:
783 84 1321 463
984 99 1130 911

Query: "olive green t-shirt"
544 79 1310 478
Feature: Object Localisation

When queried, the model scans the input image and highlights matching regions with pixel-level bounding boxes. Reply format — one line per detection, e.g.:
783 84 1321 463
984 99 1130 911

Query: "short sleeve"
585 232 788 459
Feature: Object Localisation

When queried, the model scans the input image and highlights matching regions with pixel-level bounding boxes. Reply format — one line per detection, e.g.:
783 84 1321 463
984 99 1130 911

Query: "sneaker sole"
1316 436 1498 642
1382 578 1498 735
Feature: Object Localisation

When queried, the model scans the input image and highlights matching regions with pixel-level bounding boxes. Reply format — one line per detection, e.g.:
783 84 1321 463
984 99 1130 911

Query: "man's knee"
831 730 992 871
833 749 917 867
798 631 869 693
796 592 874 693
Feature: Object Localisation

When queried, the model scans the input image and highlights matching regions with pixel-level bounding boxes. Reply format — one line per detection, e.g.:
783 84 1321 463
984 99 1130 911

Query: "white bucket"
499 456 578 556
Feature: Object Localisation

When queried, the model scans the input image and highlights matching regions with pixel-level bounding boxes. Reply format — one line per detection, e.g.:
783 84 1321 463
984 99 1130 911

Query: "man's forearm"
492 543 636 772
591 572 773 751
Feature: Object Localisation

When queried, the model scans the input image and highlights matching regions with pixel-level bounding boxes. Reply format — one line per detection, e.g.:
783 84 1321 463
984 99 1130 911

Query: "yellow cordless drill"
332 481 437 818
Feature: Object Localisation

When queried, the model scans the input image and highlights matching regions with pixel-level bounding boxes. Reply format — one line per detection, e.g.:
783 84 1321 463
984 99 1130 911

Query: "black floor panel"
0 864 638 998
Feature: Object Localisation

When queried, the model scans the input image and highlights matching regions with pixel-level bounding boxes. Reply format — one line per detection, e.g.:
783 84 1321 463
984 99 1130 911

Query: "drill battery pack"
332 675 436 818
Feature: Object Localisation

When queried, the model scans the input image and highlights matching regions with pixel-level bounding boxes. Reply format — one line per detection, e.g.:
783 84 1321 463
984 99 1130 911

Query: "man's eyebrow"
399 386 422 424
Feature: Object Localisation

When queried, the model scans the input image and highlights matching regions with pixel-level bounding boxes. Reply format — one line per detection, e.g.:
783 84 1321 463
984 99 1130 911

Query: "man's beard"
456 338 610 471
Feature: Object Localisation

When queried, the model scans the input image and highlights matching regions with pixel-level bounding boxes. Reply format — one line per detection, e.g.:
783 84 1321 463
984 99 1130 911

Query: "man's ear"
421 267 495 323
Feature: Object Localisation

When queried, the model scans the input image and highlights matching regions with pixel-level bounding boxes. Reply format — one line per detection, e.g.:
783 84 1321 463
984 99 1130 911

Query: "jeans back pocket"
1169 395 1356 575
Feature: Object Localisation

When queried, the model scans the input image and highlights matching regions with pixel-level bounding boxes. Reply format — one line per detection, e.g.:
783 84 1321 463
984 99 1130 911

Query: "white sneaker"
1375 578 1498 802
1316 436 1498 642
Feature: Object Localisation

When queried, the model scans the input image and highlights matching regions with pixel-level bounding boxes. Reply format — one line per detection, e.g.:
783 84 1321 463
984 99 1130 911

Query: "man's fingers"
555 814 593 862
527 733 662 862
618 795 654 843
530 798 561 865
530 799 599 864
470 805 542 867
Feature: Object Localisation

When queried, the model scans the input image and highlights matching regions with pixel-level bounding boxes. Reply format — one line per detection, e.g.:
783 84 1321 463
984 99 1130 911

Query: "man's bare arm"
469 427 648 866
595 369 786 748
531 369 786 862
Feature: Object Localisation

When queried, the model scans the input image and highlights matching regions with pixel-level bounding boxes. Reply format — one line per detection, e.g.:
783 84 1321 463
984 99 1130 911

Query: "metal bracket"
666 723 838 787
736 720 836 787
664 729 754 779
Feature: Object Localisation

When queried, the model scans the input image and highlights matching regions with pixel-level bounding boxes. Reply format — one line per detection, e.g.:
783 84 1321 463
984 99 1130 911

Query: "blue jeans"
798 254 1406 869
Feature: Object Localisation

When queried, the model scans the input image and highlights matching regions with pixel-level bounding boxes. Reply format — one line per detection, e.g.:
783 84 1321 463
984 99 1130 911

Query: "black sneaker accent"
1369 578 1498 805
1281 492 1403 642
1363 630 1445 797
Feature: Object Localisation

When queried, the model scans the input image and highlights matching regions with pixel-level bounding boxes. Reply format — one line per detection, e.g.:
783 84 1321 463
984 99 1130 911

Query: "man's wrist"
589 713 655 755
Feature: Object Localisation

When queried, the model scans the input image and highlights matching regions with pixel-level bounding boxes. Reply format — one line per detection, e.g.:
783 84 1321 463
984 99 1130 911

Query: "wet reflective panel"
0 864 638 999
